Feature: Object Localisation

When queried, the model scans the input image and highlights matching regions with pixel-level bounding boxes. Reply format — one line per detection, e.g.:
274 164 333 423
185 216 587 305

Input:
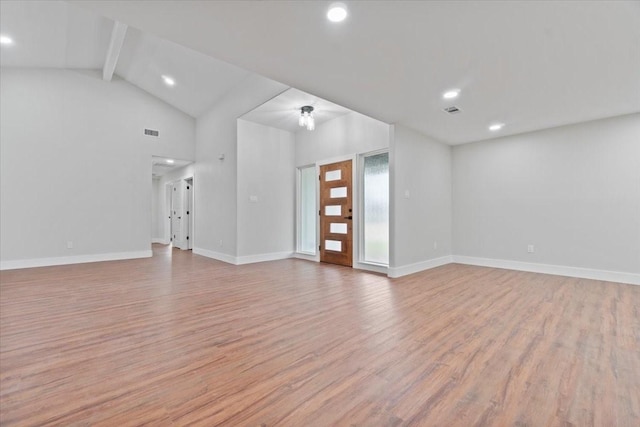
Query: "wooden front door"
319 160 353 267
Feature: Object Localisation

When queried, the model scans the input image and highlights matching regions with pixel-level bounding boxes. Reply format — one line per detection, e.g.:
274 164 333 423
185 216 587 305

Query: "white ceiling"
0 0 252 118
3 1 639 144
0 0 112 68
240 88 352 133
115 27 251 117
69 0 640 145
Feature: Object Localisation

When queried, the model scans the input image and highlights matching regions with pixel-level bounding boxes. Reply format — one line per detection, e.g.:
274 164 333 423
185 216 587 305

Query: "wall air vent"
144 129 159 137
443 106 461 114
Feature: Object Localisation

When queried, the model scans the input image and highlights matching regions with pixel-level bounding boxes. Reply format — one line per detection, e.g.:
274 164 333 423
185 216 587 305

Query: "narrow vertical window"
363 152 389 265
298 166 317 254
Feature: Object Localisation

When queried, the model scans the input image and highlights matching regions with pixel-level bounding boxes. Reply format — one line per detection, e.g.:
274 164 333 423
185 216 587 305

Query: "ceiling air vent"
443 106 461 114
144 129 159 137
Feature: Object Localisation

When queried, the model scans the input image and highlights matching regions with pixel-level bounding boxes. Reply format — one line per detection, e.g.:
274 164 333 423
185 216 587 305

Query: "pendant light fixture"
299 106 315 131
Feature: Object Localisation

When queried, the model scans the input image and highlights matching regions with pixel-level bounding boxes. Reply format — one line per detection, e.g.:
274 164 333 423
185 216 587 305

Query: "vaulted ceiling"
240 88 353 133
2 1 639 145
0 0 252 118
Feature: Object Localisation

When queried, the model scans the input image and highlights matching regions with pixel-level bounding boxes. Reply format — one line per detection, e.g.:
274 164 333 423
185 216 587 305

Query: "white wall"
0 68 195 268
153 163 195 244
295 111 390 167
453 113 640 276
389 124 453 277
194 74 287 261
237 120 295 259
294 111 391 270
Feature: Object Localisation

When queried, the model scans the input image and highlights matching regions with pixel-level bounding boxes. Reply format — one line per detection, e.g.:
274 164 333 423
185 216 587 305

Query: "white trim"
315 154 357 167
388 255 453 278
0 250 152 270
354 262 388 275
192 247 237 265
193 248 293 266
293 252 319 262
295 164 317 256
452 256 640 286
358 148 390 267
386 254 639 285
236 251 293 265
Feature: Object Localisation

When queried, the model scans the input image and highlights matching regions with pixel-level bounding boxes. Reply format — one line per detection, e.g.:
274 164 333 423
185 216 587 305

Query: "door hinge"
186 211 189 215
319 175 321 181
186 236 189 240
319 210 321 216
319 245 321 251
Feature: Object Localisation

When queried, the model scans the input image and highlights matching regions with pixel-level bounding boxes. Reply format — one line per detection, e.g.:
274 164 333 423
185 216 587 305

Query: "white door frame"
184 177 194 250
165 183 173 245
294 152 387 274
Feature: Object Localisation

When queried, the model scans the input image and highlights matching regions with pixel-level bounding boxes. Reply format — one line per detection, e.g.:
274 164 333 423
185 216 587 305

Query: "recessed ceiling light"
327 3 348 22
0 35 14 45
489 123 505 131
443 89 460 99
161 75 175 86
166 159 175 164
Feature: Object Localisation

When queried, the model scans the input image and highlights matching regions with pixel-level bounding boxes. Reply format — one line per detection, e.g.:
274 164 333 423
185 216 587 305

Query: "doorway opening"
151 156 194 254
169 177 193 250
296 150 389 271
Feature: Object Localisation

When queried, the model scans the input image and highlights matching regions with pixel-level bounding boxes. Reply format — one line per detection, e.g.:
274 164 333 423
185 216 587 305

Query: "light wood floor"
1 245 638 426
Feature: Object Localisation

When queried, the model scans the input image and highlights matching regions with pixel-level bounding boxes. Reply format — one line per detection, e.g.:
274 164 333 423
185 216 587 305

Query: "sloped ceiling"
69 0 640 144
0 0 252 119
240 88 352 133
0 0 112 68
3 1 639 144
115 28 251 118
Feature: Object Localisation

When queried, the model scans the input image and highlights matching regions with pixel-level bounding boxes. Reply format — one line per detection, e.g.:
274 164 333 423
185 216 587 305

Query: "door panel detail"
319 160 353 267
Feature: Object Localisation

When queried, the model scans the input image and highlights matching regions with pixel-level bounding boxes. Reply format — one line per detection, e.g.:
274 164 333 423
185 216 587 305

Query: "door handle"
344 216 352 220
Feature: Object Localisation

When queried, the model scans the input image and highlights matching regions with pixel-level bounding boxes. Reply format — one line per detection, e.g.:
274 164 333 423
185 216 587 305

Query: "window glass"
363 153 389 265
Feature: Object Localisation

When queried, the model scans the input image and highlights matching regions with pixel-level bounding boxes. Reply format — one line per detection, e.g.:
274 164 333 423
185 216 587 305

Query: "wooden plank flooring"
1 244 638 426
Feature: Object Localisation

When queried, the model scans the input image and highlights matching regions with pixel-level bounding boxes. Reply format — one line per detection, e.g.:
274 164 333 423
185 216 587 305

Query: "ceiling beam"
102 21 128 81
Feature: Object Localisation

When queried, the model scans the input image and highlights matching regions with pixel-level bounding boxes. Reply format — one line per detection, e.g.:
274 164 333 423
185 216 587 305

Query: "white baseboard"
192 247 237 265
388 256 454 278
236 251 293 265
354 262 388 275
452 256 640 286
0 250 153 271
293 253 319 262
152 238 169 244
192 247 293 266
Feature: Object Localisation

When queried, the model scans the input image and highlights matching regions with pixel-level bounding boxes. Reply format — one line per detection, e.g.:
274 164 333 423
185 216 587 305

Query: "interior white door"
184 179 193 250
165 184 173 244
171 181 185 248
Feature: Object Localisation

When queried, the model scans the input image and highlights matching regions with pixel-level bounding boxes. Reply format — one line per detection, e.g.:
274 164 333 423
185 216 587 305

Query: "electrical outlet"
434 241 438 250
219 239 223 247
527 244 535 253
67 241 73 249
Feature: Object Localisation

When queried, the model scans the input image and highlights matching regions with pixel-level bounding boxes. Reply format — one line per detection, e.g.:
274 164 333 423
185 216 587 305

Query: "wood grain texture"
319 159 353 267
1 245 638 426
